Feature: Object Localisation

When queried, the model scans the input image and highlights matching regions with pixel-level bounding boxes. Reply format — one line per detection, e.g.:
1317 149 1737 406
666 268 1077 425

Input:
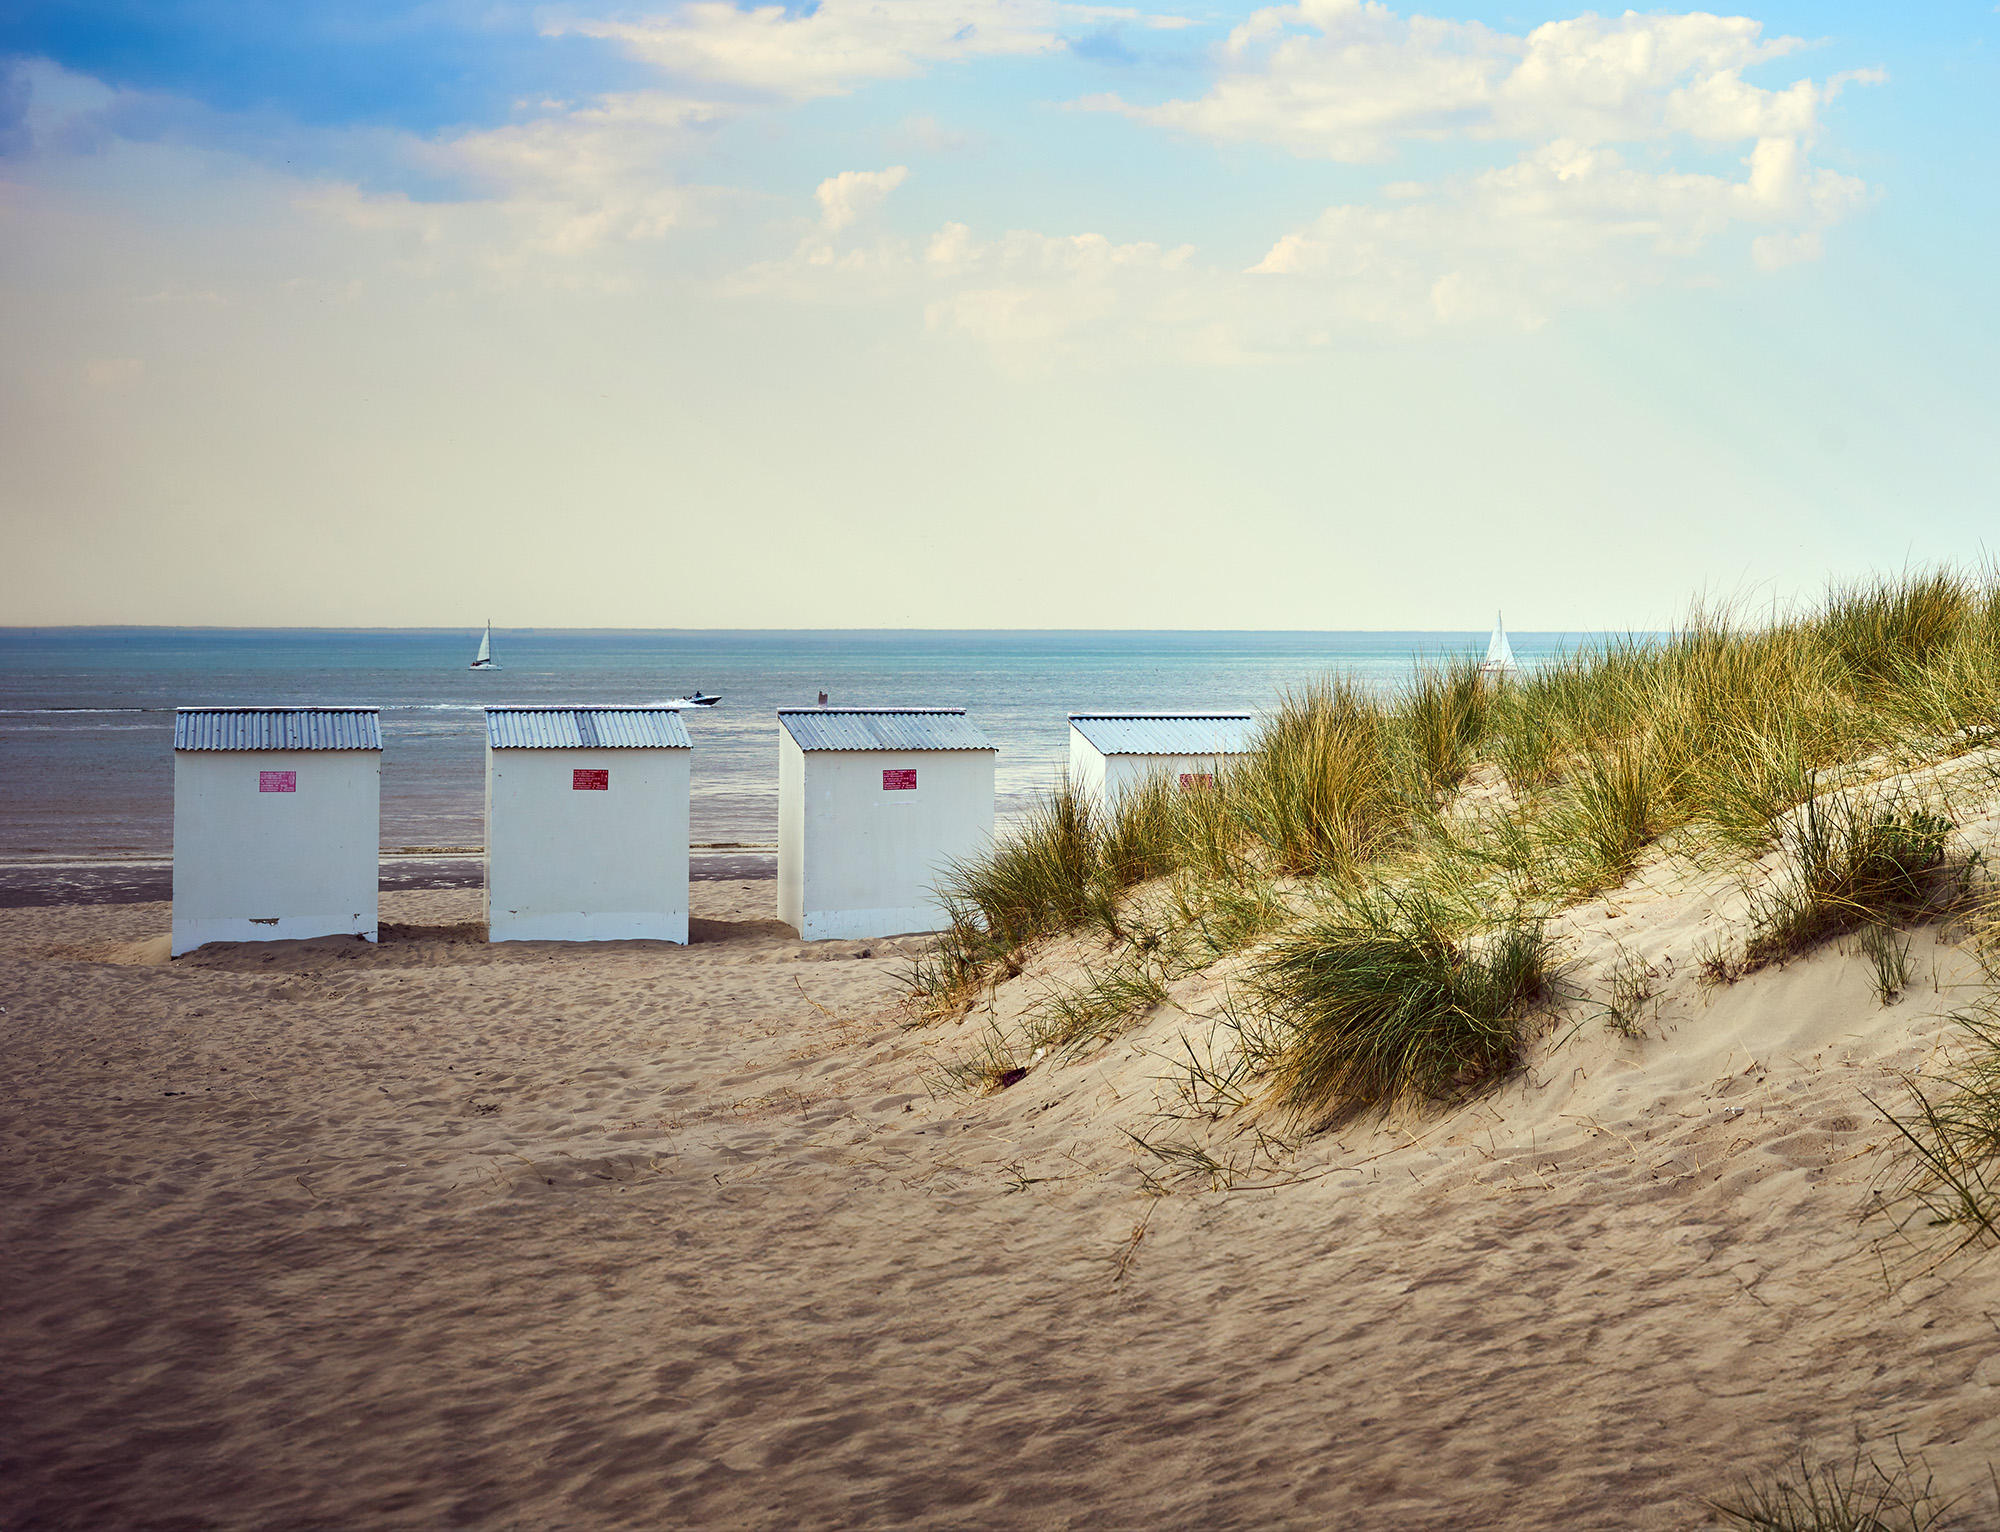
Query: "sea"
0 627 1588 865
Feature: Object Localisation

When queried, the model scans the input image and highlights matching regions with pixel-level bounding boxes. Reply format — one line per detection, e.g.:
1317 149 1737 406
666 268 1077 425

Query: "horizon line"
0 623 1633 636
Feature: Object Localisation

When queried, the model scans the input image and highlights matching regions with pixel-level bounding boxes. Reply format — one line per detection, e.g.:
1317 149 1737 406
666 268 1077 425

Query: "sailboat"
469 621 499 671
1481 612 1517 677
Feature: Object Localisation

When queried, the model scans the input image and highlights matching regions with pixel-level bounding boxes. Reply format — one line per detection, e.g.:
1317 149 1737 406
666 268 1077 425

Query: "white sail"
1482 612 1517 675
471 621 496 670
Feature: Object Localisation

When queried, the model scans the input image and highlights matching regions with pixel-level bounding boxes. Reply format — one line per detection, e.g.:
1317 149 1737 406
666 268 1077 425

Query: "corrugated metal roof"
778 708 995 752
485 707 692 750
174 707 382 751
1069 713 1259 757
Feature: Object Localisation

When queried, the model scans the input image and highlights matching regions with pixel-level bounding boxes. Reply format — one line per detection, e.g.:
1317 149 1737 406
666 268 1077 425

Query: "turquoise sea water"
0 628 1593 857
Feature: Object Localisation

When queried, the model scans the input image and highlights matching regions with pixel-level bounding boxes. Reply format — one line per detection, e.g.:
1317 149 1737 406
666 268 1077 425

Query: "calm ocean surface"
0 628 1592 859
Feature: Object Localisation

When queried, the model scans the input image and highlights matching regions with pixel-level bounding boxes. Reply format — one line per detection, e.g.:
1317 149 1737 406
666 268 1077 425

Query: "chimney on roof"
818 691 829 706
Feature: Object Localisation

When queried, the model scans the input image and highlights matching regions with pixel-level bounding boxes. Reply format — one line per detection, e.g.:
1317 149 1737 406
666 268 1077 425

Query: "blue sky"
2 1 1995 627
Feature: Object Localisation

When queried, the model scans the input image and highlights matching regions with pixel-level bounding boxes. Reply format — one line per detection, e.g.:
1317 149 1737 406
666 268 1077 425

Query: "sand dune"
4 860 2000 1528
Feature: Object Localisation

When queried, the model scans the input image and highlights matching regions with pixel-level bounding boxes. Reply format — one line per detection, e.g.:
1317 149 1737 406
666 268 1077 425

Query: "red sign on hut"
573 768 610 791
259 770 296 793
882 768 917 791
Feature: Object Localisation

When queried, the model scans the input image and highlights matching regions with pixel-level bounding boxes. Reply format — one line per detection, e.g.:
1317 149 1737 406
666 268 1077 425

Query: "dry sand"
5 857 2000 1528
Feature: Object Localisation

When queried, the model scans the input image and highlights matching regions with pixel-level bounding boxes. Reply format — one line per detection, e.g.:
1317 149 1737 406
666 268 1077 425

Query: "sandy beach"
7 0 1991 1515
5 841 2000 1529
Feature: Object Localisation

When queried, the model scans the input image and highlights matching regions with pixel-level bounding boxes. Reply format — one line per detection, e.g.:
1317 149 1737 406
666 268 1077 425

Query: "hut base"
487 911 689 945
171 912 378 958
794 905 944 942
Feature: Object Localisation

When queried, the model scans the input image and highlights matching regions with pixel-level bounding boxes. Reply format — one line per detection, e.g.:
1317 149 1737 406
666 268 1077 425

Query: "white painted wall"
779 738 995 940
778 731 806 934
485 746 690 943
1067 730 1108 804
171 749 380 956
1069 730 1245 810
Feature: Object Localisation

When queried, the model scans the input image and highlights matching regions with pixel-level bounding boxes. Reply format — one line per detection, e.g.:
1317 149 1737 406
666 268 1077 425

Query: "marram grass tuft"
1249 889 1555 1123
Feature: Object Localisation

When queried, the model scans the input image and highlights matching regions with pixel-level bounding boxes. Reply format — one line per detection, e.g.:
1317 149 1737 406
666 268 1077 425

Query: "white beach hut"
778 707 996 941
171 707 382 957
484 706 692 944
1068 713 1258 807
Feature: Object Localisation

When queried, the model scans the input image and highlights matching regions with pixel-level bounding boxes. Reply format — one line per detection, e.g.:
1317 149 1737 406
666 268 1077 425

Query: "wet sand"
0 852 775 909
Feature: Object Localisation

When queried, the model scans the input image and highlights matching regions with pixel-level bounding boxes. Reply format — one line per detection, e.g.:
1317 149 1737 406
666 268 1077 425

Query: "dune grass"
1858 922 1917 1005
948 776 1101 951
1249 889 1555 1122
1739 792 1959 974
908 911 1012 1019
937 1023 1029 1096
1874 994 2000 1253
1096 774 1182 892
1600 949 1660 1039
1230 677 1409 879
1709 1446 1956 1532
1169 873 1290 966
1398 656 1490 798
1028 955 1173 1057
915 565 2000 1118
1540 733 1678 895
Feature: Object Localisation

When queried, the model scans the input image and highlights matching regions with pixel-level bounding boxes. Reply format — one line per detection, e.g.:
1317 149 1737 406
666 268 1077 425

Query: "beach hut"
171 706 382 957
484 706 692 944
778 707 996 940
1067 713 1258 806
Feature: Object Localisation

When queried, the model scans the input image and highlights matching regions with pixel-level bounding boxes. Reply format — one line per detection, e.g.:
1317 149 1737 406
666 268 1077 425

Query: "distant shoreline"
0 842 776 864
0 848 777 909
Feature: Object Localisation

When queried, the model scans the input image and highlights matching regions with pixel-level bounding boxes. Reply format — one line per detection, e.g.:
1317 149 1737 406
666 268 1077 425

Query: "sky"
1 1 1995 630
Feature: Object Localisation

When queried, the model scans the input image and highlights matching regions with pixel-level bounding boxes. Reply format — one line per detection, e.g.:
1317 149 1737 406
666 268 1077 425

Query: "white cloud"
405 93 727 253
556 0 1187 102
11 60 736 279
917 225 1200 351
733 203 1224 362
1246 135 1870 327
815 165 909 233
6 6 1884 366
283 90 749 285
747 98 1872 361
1097 4 1844 159
1059 5 1881 340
